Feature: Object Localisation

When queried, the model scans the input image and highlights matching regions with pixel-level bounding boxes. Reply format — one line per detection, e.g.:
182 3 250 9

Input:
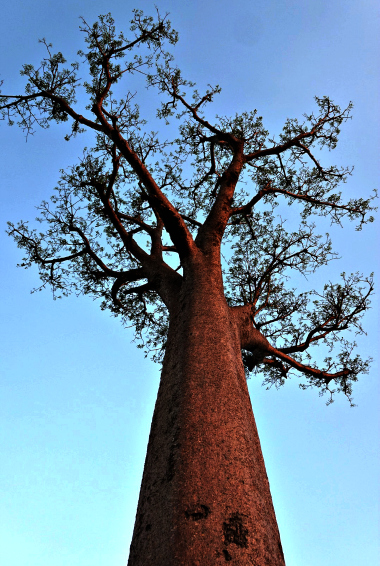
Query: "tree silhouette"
1 10 375 565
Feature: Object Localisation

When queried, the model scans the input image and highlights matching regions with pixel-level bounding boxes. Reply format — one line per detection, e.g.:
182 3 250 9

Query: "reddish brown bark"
128 252 285 565
2 15 374 566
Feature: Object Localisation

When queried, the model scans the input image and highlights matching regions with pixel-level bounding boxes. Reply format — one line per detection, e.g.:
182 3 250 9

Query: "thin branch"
243 106 349 162
231 182 368 221
180 214 202 228
0 91 104 133
68 225 122 276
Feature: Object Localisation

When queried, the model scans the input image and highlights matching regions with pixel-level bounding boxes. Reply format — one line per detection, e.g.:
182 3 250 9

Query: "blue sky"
0 1 379 565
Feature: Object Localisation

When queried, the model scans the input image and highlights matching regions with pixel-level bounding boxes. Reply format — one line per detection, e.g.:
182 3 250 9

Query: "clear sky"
0 1 379 565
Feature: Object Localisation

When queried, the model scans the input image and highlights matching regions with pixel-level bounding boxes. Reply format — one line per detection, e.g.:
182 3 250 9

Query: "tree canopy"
1 10 376 405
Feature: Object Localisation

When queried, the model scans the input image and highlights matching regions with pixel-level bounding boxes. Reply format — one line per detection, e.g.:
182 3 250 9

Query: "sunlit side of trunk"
128 254 285 565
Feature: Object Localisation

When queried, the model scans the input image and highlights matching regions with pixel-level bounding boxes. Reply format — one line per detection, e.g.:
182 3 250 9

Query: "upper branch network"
1 10 376 394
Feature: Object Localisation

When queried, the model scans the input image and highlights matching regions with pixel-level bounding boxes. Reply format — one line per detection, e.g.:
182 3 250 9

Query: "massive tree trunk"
128 252 285 565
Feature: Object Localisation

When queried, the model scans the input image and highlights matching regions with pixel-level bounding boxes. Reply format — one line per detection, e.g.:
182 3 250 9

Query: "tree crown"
1 10 376 404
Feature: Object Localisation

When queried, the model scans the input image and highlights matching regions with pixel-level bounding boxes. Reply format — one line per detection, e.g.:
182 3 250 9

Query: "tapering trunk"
128 255 285 565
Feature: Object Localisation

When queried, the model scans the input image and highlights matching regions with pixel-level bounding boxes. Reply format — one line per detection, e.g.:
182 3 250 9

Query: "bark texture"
128 253 285 566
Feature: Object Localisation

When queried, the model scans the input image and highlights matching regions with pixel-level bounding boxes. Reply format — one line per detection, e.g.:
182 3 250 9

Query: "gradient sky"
0 1 379 565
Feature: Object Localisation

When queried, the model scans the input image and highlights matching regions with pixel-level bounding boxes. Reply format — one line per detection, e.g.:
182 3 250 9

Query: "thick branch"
196 148 245 252
230 185 269 217
90 109 196 258
265 345 349 383
234 304 353 384
110 268 148 308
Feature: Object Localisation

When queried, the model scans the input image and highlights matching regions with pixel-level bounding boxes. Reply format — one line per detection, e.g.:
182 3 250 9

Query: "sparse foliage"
1 10 376 404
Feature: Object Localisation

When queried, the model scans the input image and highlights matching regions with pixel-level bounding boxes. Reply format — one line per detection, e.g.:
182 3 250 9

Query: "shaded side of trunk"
128 255 285 565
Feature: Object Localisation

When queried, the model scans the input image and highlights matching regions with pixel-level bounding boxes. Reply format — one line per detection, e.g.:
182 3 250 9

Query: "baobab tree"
1 10 375 566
